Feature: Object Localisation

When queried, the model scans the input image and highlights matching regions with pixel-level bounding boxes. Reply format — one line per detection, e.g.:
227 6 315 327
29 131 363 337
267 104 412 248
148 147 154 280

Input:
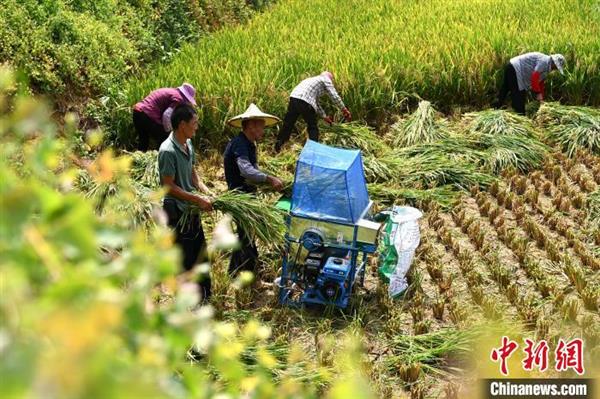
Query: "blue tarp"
291 140 370 224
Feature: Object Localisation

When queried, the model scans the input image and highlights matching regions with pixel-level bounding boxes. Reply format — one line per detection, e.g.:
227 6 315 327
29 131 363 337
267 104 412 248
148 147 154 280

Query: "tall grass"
111 0 600 146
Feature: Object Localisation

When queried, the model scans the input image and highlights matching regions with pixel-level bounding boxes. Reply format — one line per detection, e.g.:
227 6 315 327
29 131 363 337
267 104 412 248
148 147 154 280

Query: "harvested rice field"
2 0 599 398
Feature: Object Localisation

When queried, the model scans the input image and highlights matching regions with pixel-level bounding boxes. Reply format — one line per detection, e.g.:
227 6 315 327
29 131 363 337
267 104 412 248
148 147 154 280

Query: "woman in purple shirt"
133 83 197 151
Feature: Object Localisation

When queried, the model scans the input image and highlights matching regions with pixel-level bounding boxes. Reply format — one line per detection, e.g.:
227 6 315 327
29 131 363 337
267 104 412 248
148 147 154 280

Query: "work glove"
324 116 333 125
342 108 352 121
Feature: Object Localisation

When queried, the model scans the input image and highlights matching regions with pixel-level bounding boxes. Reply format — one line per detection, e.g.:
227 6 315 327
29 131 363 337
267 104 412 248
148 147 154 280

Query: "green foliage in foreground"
0 0 272 97
0 68 375 399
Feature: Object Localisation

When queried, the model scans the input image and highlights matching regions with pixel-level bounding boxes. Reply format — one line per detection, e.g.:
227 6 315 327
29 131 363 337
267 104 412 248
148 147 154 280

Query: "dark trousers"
276 98 319 150
495 63 526 115
133 110 168 151
163 199 210 300
228 225 258 276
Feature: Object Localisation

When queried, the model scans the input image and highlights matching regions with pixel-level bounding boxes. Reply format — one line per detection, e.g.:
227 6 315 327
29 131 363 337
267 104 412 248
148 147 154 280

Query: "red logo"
491 336 519 376
491 337 585 376
522 339 549 372
555 338 584 375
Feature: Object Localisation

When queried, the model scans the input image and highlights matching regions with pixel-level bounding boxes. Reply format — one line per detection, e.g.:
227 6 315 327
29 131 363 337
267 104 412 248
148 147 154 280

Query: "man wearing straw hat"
224 103 285 275
493 52 566 115
275 71 352 152
133 83 197 151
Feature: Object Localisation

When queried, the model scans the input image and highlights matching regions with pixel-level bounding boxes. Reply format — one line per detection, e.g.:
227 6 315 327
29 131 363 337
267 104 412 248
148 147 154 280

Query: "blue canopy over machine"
291 140 370 224
278 140 381 308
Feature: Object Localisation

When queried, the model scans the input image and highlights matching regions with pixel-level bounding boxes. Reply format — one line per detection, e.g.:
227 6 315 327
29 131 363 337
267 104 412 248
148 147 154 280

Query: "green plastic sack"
378 214 398 283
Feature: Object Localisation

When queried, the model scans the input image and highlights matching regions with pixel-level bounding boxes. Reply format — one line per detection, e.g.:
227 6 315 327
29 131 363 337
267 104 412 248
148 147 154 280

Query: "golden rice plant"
536 315 552 340
128 150 160 189
397 362 422 384
183 190 285 248
414 320 431 335
581 285 599 311
116 0 600 149
471 286 484 306
561 296 580 322
432 297 445 320
463 110 549 173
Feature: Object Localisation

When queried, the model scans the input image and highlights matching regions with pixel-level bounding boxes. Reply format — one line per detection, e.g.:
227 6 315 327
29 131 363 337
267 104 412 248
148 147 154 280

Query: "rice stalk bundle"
128 150 160 189
463 110 548 172
367 183 458 208
387 327 481 376
321 122 387 155
183 190 286 248
260 153 297 177
465 109 536 138
75 169 120 213
397 154 494 190
480 133 549 173
395 135 484 164
391 101 450 147
362 153 399 183
537 102 600 157
117 182 158 231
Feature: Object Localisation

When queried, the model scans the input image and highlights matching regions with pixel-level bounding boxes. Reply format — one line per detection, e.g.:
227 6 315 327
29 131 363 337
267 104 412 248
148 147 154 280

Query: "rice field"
108 0 600 146
6 0 600 396
204 109 600 397
74 103 600 397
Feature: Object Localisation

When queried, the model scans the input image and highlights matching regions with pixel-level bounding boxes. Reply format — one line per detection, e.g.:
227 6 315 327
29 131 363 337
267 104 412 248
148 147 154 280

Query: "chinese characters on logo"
490 337 584 376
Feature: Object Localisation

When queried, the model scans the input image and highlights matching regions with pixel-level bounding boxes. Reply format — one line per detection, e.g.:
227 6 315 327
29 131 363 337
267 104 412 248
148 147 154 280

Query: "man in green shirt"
158 104 213 301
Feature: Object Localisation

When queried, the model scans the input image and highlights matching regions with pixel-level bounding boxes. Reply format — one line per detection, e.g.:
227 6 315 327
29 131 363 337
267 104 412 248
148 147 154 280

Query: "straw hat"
226 103 281 128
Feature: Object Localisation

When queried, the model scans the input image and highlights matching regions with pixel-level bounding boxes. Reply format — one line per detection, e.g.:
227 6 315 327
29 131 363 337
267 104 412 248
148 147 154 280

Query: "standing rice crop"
114 0 600 146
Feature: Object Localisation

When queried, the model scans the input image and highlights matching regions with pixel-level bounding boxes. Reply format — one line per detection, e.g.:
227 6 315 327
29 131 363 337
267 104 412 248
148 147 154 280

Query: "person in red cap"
275 71 351 152
133 83 197 151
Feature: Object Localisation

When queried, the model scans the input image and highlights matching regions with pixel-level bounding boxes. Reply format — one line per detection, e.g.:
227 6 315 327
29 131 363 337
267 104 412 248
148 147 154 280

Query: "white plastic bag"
388 206 422 298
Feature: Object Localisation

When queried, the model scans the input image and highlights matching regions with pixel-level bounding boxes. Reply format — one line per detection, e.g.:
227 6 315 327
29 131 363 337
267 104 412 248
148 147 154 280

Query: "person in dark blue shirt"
224 104 284 275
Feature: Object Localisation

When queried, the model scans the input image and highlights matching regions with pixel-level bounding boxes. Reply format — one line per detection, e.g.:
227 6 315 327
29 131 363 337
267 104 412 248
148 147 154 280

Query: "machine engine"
296 228 353 306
